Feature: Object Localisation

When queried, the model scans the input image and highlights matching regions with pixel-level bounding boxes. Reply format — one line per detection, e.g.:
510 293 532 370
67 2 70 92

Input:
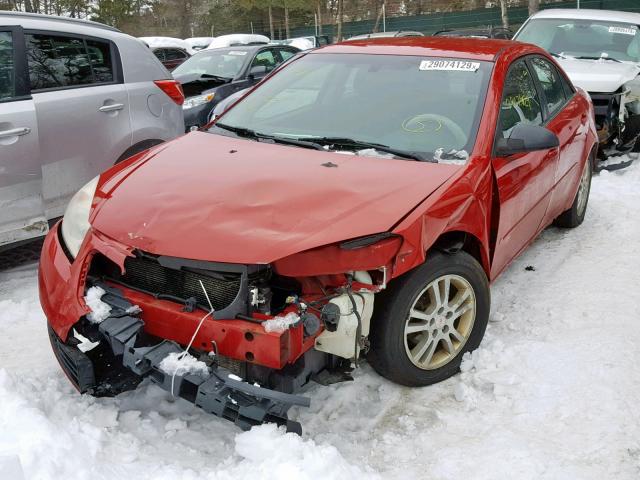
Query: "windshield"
173 49 249 78
516 18 640 63
211 53 491 161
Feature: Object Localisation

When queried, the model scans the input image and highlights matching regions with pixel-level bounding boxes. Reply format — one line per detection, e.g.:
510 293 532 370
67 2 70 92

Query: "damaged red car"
39 37 598 434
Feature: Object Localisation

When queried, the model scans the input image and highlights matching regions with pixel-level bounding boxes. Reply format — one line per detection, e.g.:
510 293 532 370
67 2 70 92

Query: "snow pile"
158 352 209 377
84 286 112 324
209 423 378 480
434 147 469 164
262 312 300 333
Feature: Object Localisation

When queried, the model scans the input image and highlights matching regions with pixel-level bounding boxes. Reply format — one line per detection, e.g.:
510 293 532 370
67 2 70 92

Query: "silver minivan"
0 12 185 250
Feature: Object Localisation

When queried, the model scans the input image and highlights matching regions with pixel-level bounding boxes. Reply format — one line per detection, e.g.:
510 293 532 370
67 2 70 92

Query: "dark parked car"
433 27 513 39
174 44 299 130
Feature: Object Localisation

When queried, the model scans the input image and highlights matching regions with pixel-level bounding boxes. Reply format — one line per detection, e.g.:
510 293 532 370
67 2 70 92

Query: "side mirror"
496 123 559 157
248 65 267 78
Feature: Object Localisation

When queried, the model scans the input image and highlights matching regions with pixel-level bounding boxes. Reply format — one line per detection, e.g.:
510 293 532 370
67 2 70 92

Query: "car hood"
556 57 640 93
91 132 460 264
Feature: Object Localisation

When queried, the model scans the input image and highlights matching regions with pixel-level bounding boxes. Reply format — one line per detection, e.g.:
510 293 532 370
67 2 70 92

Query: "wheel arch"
428 230 490 279
115 139 165 164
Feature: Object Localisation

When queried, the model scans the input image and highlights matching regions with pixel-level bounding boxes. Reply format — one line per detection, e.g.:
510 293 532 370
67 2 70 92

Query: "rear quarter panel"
116 36 184 144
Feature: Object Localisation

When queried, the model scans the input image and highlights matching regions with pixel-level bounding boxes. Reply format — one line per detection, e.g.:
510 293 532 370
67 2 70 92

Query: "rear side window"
86 39 113 83
26 33 115 90
0 31 15 100
153 49 164 61
530 56 567 115
499 60 543 137
165 48 187 60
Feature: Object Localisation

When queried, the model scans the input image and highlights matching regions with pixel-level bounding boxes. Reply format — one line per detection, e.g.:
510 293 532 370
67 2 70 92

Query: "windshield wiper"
296 136 433 162
573 55 622 63
213 123 324 150
549 52 569 59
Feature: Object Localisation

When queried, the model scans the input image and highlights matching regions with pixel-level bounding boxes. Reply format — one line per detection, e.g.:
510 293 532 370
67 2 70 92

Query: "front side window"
25 34 114 90
515 18 640 63
499 60 543 137
530 56 566 115
0 31 15 101
252 50 277 71
213 53 492 161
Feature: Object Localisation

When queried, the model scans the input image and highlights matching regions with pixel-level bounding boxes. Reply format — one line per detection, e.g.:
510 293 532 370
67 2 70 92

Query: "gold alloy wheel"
403 274 477 370
576 160 591 217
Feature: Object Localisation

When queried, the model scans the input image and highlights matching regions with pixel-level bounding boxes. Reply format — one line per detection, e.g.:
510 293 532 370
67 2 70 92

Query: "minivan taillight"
154 80 185 106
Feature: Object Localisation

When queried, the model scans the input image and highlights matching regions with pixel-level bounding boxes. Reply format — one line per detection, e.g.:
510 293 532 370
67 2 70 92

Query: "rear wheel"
554 156 592 228
368 251 490 387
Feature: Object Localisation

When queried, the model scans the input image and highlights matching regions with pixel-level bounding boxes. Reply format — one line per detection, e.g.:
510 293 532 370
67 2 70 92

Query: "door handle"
0 127 31 139
99 103 124 113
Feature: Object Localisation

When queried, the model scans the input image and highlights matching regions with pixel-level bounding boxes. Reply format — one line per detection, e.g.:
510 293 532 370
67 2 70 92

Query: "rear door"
0 26 47 247
25 31 132 219
528 55 587 222
491 58 559 278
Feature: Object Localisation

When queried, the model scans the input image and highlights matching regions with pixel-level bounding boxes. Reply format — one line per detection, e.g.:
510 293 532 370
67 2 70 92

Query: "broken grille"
92 252 242 312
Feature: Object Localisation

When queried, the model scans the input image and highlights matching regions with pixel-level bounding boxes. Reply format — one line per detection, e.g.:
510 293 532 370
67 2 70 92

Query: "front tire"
368 251 490 387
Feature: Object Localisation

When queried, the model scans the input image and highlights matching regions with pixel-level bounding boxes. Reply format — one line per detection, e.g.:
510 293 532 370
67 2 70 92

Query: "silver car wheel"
576 160 591 217
403 274 476 370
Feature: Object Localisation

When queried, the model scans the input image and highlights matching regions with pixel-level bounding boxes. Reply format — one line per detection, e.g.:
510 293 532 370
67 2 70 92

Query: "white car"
185 36 214 51
206 34 269 49
514 9 640 158
139 36 195 54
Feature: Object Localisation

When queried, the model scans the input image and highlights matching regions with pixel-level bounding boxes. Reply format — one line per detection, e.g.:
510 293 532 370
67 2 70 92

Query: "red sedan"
39 38 597 433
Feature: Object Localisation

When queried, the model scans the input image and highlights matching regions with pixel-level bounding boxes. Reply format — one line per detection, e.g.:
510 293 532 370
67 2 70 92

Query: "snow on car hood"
91 132 460 264
556 57 640 93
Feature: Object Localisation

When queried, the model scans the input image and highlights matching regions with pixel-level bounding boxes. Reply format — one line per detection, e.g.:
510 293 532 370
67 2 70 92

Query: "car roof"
0 10 120 32
314 36 528 62
529 8 640 24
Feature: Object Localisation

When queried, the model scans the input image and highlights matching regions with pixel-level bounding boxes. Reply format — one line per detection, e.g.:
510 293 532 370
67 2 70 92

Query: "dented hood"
556 57 640 93
91 132 460 264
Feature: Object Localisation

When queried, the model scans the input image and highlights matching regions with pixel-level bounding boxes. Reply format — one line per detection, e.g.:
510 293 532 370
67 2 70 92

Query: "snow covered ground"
1 161 639 480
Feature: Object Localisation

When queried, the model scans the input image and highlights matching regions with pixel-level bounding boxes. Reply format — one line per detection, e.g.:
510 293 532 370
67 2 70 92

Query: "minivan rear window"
25 33 115 91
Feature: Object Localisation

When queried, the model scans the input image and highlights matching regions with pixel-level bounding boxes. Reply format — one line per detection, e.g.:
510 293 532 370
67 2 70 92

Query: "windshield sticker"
228 51 248 56
419 60 480 72
608 26 637 36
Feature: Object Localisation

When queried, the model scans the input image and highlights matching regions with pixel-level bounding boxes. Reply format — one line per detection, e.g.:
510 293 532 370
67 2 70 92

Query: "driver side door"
491 58 559 278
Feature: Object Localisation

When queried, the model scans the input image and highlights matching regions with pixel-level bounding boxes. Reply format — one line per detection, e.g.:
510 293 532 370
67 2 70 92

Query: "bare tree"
499 0 508 28
528 0 540 15
336 0 343 41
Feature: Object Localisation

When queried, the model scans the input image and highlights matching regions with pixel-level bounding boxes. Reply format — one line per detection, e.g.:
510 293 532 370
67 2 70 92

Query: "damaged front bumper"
40 223 317 433
48 283 310 434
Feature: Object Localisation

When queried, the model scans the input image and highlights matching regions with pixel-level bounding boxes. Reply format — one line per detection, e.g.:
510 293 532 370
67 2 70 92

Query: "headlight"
183 92 215 110
61 176 99 258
